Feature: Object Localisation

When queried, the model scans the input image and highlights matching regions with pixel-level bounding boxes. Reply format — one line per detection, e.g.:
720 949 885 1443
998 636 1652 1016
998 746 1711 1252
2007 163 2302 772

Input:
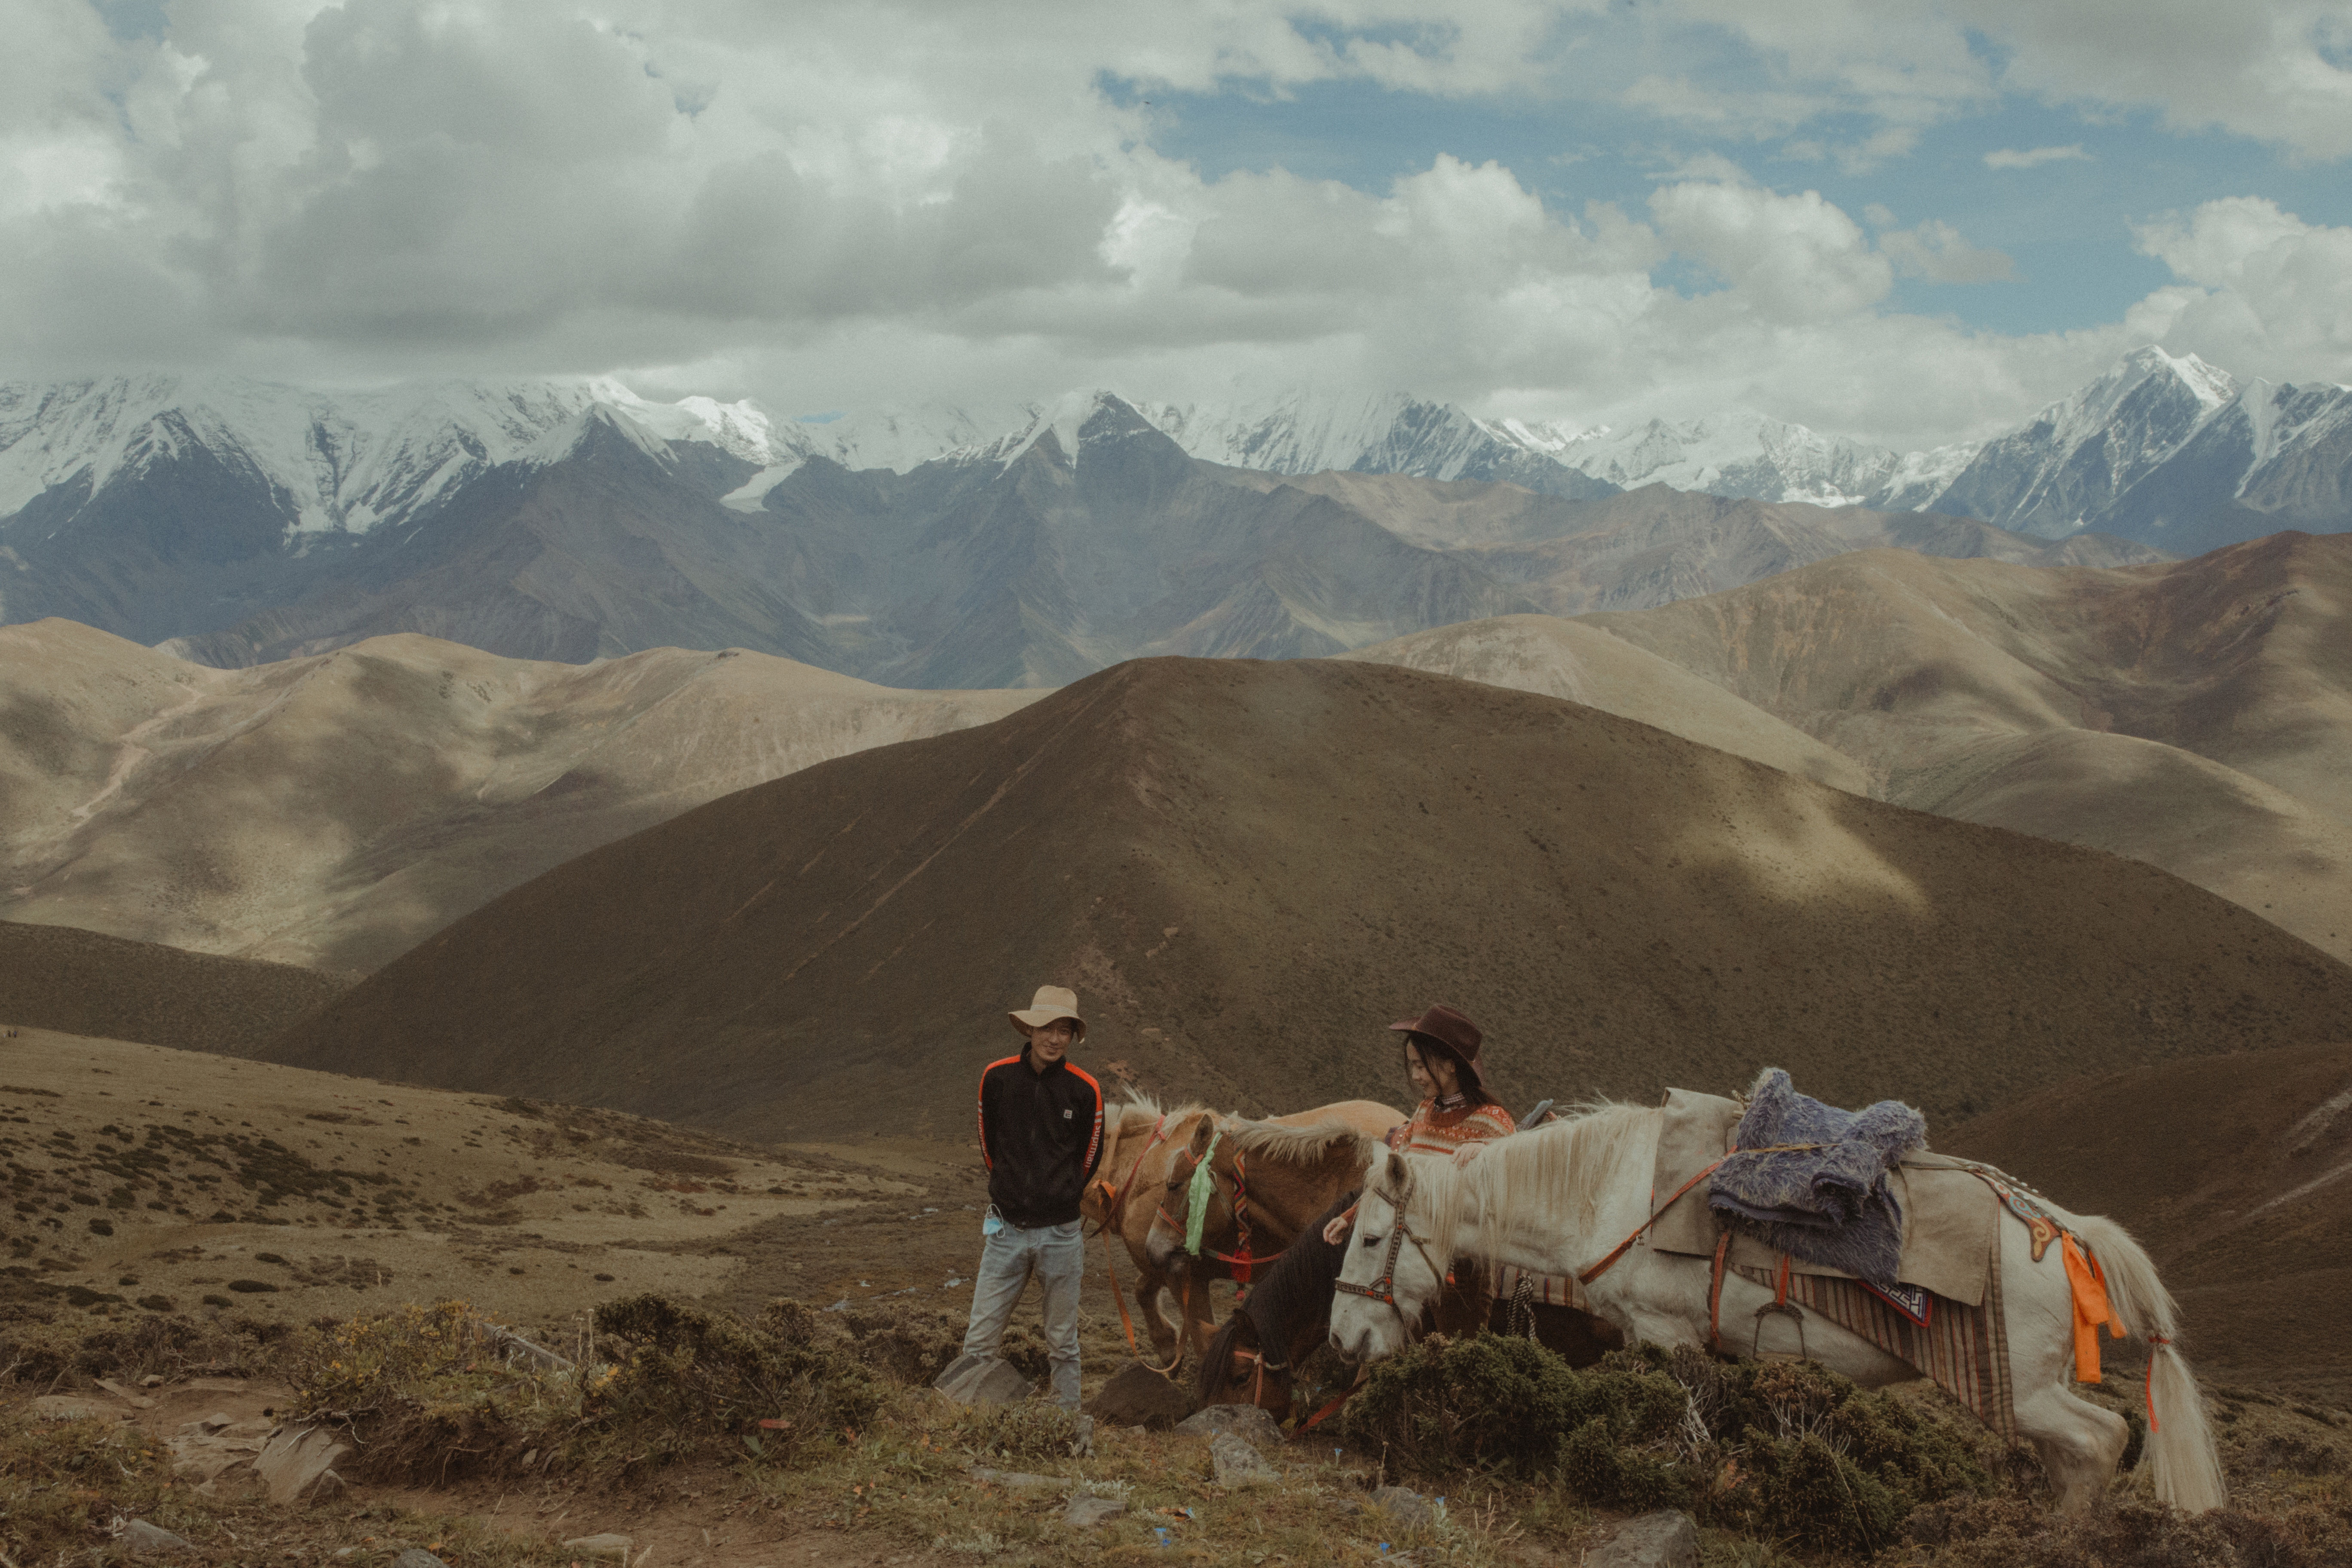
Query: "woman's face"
1403 1039 1459 1099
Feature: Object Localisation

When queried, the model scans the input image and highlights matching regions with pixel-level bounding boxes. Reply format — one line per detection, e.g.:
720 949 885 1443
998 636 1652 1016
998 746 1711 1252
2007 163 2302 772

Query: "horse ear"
1387 1150 1407 1188
1190 1119 1214 1155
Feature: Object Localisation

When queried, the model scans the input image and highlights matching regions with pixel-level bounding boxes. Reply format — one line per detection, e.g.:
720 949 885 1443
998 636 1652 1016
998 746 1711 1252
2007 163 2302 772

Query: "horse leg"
1137 1270 1181 1366
2015 1383 2128 1515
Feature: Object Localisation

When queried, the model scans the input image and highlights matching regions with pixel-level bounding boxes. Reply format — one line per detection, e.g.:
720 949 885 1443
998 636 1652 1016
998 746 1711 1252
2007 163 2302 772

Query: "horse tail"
1198 1310 1257 1409
2070 1212 2226 1513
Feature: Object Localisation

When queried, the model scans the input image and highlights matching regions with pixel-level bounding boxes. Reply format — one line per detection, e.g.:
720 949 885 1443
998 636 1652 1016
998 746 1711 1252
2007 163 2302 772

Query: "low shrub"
591 1294 880 1461
1343 1336 1996 1556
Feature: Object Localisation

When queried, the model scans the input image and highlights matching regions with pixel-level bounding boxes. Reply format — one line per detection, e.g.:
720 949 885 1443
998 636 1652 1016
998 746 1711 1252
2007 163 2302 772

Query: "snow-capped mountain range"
5 346 2343 550
0 348 2341 685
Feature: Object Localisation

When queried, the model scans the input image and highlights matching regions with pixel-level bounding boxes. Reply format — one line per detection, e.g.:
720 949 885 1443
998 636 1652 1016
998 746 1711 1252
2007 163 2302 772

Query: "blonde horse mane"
1218 1115 1384 1168
1392 1101 1658 1265
1112 1092 1210 1131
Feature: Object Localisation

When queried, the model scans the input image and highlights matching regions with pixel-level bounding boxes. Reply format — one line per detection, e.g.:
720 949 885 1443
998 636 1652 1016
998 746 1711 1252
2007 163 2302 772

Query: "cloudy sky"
6 0 2350 447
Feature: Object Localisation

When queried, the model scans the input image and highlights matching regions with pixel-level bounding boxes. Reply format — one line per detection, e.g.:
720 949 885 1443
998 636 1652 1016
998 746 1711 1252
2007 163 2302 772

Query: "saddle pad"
1733 1259 2016 1439
1649 1088 1742 1258
1649 1092 1997 1307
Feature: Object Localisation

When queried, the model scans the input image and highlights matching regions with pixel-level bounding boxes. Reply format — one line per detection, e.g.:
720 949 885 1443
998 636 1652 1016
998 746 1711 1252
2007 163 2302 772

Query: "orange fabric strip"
2060 1233 2122 1384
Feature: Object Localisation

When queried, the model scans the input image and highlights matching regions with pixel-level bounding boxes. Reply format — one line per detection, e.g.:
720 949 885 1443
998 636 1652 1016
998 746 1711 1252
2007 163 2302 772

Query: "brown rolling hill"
0 919 347 1054
0 619 1039 971
1942 1041 2352 1403
1336 615 1871 795
263 656 2352 1142
1351 531 2352 963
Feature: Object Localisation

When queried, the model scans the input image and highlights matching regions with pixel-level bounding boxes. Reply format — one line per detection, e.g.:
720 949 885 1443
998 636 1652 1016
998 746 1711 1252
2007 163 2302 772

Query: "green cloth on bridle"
1183 1131 1223 1256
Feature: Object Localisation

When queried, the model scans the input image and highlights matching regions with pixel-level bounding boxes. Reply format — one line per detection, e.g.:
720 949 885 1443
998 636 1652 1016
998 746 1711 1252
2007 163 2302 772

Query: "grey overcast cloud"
6 0 2350 445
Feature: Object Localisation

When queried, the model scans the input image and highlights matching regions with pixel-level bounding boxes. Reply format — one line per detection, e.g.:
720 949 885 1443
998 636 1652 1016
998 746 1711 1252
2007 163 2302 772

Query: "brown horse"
1080 1097 1218 1369
1085 1096 1403 1370
1144 1103 1402 1291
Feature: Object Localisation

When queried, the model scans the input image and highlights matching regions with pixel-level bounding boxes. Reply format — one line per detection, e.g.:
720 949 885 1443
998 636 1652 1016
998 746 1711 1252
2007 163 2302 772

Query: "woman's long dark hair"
1405 1032 1498 1108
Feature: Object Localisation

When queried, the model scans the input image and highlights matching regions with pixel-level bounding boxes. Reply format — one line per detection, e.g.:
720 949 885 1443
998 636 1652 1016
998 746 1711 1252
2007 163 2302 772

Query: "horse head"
1145 1116 1233 1278
1328 1149 1452 1363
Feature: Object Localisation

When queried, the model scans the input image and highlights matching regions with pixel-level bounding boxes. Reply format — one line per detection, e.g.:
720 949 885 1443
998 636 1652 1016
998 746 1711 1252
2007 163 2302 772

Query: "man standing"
959 984 1103 1410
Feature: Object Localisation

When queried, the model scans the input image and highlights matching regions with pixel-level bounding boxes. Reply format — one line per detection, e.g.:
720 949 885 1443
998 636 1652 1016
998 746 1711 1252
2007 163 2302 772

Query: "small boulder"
1064 1494 1127 1527
1084 1359 1192 1430
95 1378 156 1409
30 1396 111 1421
254 1426 353 1505
392 1551 450 1568
1589 1511 1698 1568
1174 1403 1285 1449
561 1535 633 1559
120 1521 194 1556
931 1353 1033 1406
1209 1431 1279 1488
1368 1485 1435 1530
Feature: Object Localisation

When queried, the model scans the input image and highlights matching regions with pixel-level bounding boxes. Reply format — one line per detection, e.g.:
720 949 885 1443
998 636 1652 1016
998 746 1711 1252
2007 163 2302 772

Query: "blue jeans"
961 1218 1084 1409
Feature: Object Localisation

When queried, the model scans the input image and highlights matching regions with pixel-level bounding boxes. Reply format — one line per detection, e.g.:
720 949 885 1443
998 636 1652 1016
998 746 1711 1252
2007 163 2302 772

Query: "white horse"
1328 1103 2226 1516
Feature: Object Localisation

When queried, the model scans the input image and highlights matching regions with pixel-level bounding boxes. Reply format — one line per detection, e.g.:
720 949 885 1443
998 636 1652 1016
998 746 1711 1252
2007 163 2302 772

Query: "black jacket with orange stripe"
976 1049 1104 1229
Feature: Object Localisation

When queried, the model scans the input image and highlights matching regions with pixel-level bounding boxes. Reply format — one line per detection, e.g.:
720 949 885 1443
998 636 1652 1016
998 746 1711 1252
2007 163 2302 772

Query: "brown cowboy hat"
1009 985 1087 1039
1389 1003 1483 1083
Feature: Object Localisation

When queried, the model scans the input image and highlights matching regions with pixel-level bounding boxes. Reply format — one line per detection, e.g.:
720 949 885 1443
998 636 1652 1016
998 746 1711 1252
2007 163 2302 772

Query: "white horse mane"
1217 1115 1383 1167
1380 1100 1658 1265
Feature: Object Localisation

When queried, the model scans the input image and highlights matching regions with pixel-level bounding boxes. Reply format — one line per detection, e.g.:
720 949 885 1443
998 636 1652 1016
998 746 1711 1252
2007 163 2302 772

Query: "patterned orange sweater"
1392 1097 1517 1156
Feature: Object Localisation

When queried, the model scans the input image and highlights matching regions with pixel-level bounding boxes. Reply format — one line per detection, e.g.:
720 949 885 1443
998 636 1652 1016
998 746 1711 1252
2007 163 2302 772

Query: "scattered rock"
932 1352 1034 1406
1210 1430 1280 1488
95 1378 156 1409
1589 1511 1697 1568
1084 1359 1193 1429
1174 1403 1285 1448
1070 1412 1096 1457
120 1520 194 1556
181 1412 236 1436
561 1535 633 1559
184 1377 250 1393
138 1374 166 1388
1368 1485 1435 1530
29 1396 112 1421
1064 1493 1127 1527
392 1551 449 1568
254 1426 352 1505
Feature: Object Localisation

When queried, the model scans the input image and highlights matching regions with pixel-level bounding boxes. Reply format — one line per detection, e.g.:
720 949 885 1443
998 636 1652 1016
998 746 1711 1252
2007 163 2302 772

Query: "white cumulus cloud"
1983 144 2093 168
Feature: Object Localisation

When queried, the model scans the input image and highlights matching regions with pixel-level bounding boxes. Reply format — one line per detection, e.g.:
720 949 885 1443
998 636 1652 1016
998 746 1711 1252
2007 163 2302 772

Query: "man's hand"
1453 1142 1487 1168
1322 1209 1354 1246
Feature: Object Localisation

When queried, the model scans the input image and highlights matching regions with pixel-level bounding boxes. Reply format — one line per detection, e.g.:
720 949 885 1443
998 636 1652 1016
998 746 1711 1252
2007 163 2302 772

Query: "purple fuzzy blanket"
1708 1068 1926 1289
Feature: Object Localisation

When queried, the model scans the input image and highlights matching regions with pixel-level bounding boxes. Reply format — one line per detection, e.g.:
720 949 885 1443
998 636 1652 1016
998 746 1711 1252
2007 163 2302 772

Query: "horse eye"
1362 1233 1383 1247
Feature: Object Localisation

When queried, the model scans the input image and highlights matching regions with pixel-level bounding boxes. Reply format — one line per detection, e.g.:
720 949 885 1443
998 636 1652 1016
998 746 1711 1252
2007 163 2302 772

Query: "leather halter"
1332 1167 1442 1322
1156 1140 1288 1281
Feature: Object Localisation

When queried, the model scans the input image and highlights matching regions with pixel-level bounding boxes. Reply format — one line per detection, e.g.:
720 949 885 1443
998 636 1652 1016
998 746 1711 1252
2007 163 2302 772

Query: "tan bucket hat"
1009 985 1087 1039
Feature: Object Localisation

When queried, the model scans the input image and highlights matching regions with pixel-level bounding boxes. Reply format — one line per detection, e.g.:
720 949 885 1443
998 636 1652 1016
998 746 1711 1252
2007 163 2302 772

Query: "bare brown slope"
1574 532 2352 962
0 920 347 1054
1942 1043 2352 1401
0 619 1039 971
263 658 2352 1142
